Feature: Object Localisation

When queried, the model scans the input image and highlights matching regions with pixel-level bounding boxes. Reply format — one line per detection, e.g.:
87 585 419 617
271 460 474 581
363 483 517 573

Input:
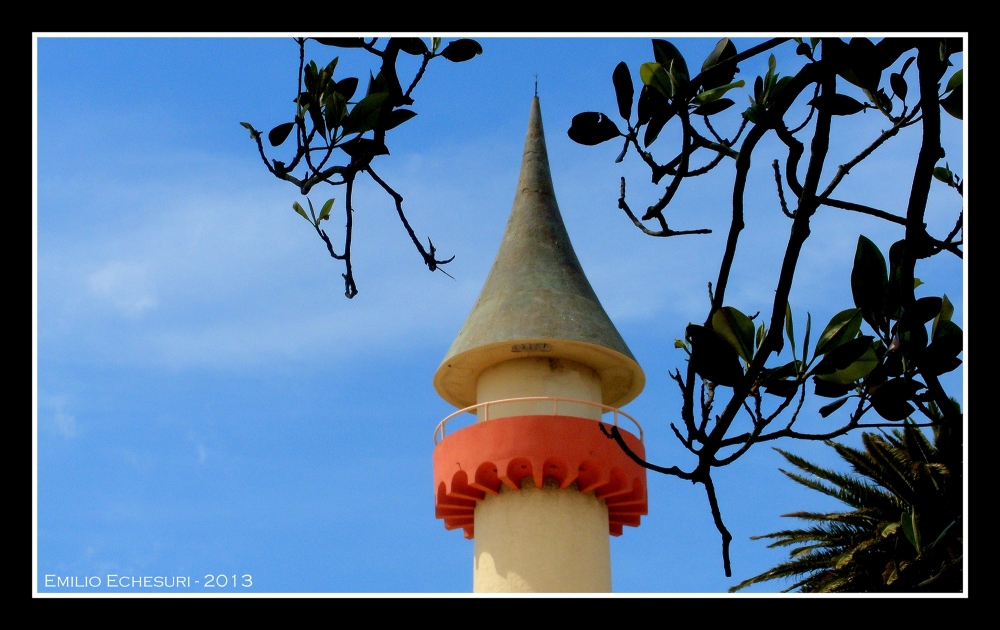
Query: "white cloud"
87 262 157 317
54 409 78 438
40 396 79 438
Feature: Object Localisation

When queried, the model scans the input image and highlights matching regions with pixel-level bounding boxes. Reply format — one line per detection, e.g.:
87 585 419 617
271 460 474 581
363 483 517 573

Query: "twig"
404 52 433 99
702 473 734 577
821 198 907 225
366 166 456 274
341 177 359 298
687 150 727 177
817 105 921 201
599 424 695 480
773 159 794 218
618 178 711 237
788 83 821 134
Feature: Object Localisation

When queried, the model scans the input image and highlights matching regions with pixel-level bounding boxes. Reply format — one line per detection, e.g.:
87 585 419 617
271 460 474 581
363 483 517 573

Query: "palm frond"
733 427 961 593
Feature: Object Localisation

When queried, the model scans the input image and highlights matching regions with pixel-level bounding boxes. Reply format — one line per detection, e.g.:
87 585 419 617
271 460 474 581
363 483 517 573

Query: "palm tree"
730 415 962 593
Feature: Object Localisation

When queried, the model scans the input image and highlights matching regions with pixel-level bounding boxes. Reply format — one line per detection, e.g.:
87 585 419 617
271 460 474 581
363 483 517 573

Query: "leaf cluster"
566 36 963 578
730 421 962 592
241 37 481 297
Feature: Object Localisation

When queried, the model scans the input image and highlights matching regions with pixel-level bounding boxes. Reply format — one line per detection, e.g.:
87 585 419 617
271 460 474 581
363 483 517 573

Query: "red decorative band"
433 415 648 539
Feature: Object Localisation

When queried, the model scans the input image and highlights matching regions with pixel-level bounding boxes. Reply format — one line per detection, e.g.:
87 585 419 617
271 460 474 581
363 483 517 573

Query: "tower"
432 97 648 593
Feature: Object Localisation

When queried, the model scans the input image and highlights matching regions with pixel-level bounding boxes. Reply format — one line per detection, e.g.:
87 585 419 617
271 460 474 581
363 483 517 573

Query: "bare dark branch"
773 159 794 218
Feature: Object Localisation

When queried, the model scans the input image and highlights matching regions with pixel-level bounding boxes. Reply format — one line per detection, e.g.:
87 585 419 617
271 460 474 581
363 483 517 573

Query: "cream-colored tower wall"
475 357 602 421
473 481 612 592
472 356 611 592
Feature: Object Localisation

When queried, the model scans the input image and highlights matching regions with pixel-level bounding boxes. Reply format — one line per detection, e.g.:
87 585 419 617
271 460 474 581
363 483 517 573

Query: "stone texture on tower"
434 96 644 410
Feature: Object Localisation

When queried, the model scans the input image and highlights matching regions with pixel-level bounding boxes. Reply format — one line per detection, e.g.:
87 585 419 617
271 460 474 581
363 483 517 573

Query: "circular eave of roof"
434 338 645 410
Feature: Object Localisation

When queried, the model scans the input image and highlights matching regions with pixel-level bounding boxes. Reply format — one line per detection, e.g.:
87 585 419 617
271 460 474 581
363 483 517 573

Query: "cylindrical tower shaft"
473 357 610 592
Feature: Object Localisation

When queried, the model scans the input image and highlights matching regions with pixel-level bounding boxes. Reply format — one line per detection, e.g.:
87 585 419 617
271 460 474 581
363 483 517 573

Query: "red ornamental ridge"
433 415 648 539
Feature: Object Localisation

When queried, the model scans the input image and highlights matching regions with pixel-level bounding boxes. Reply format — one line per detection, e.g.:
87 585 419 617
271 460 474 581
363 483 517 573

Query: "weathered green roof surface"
434 97 644 409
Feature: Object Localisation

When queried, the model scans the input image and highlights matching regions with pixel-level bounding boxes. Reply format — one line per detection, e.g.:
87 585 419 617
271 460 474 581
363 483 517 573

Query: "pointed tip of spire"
434 96 645 410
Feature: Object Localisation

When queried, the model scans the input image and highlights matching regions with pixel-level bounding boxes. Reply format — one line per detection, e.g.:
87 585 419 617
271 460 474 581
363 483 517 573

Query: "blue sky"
34 35 964 594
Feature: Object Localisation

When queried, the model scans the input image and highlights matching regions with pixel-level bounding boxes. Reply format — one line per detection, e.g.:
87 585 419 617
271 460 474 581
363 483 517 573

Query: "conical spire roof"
434 97 644 410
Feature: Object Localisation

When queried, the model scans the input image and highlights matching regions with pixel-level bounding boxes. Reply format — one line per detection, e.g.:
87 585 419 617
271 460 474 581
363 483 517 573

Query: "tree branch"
773 159 794 218
702 472 734 577
618 178 711 237
821 198 907 225
365 166 456 275
599 424 695 480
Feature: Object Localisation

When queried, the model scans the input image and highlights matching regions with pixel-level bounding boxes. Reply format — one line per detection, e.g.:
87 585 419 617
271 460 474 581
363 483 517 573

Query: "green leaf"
292 201 311 223
640 62 674 99
914 278 924 289
815 343 878 385
908 296 943 325
946 69 963 93
439 39 482 62
324 92 347 131
338 137 389 161
431 38 441 54
324 56 339 78
940 88 963 120
933 166 954 183
802 312 812 366
814 308 863 357
567 112 621 146
335 77 359 102
890 72 907 101
366 71 387 97
313 38 365 48
643 108 675 147
761 360 800 384
712 306 756 362
901 510 921 553
674 338 690 353
881 521 901 538
268 122 295 147
774 75 793 97
651 39 689 83
871 379 921 421
756 321 766 351
341 92 389 135
813 377 852 398
940 295 955 320
808 93 866 116
612 62 634 121
818 397 850 418
785 302 796 359
933 319 961 341
240 122 260 140
695 80 745 103
319 198 335 222
919 332 963 376
382 109 418 131
851 235 888 332
932 294 954 337
393 37 428 56
693 98 735 117
700 38 738 89
687 325 745 387
847 37 881 94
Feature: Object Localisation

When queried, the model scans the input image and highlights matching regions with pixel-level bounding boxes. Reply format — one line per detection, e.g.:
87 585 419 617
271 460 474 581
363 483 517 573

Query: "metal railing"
433 396 644 445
